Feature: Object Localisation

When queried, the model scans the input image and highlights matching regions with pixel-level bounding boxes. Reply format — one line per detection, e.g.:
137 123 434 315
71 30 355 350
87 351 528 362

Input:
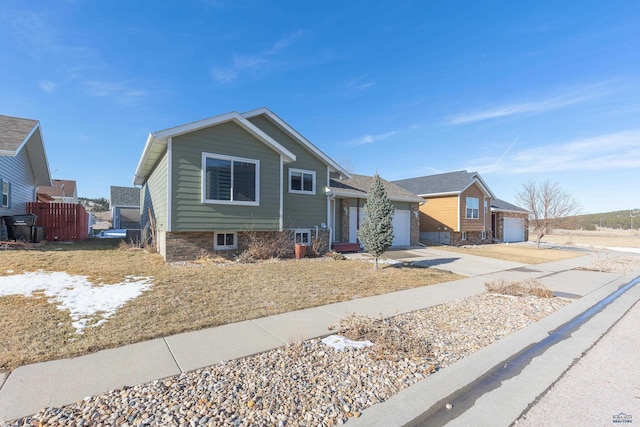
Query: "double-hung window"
202 153 259 205
1 180 9 208
289 169 315 194
466 197 479 219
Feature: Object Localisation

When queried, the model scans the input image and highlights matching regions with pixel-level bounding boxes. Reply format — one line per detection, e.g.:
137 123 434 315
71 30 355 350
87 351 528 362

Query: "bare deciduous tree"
516 181 581 249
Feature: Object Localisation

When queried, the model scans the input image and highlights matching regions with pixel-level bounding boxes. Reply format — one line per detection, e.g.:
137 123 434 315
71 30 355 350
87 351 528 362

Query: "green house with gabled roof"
133 107 351 261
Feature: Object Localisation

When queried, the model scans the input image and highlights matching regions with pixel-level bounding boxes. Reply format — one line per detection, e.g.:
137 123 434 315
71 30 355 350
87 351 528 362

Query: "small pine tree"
358 174 395 269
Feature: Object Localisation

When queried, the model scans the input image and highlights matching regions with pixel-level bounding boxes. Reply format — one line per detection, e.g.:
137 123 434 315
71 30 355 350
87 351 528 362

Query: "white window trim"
288 168 316 195
293 229 311 245
1 180 9 208
466 197 479 220
482 231 487 240
202 152 260 206
214 232 237 250
461 231 468 241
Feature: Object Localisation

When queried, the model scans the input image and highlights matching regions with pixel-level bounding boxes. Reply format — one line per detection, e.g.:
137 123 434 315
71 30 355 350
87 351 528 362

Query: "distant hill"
565 209 640 230
79 197 109 212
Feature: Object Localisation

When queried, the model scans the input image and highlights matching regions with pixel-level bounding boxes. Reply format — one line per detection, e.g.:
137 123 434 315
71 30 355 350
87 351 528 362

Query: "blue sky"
1 1 639 213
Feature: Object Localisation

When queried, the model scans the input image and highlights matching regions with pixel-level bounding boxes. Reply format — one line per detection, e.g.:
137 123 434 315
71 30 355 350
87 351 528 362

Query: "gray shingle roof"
491 198 528 213
0 114 39 153
110 186 140 207
328 174 423 203
392 170 478 195
37 179 77 198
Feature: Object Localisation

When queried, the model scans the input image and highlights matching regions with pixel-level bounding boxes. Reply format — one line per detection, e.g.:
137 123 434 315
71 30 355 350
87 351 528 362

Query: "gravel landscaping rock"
4 293 570 427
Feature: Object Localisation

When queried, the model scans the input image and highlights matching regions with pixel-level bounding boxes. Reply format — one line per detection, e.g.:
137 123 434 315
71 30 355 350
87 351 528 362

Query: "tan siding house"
393 170 496 245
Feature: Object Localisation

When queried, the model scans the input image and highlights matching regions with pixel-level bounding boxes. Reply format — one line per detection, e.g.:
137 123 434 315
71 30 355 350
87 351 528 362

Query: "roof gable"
37 179 77 198
393 170 495 199
133 111 297 186
242 108 350 178
0 115 39 154
0 114 51 186
328 174 423 203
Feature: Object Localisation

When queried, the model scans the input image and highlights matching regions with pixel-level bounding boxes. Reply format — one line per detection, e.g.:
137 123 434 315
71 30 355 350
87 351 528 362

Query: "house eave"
327 188 422 203
418 191 460 198
491 208 529 214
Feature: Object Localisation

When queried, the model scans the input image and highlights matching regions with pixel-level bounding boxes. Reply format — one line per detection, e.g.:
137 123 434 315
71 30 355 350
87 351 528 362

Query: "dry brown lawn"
538 229 640 249
436 243 584 264
0 240 463 370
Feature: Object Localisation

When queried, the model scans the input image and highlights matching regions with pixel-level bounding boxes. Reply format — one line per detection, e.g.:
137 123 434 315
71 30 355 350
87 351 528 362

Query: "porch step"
331 242 361 253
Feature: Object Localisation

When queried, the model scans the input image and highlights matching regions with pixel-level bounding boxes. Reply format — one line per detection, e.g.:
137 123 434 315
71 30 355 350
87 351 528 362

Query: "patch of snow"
0 271 152 334
606 247 640 254
97 229 127 238
321 334 373 351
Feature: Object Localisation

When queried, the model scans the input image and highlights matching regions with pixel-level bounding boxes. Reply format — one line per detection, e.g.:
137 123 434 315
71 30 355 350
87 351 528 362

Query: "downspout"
327 190 336 248
279 156 284 231
357 198 361 243
167 137 173 232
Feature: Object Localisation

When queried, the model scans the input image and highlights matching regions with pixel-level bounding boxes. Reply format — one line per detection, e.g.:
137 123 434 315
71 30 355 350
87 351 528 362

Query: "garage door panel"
504 218 524 243
350 208 411 247
392 210 410 246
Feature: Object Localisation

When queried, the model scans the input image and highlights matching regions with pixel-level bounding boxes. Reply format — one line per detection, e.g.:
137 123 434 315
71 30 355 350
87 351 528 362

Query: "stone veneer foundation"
158 230 331 262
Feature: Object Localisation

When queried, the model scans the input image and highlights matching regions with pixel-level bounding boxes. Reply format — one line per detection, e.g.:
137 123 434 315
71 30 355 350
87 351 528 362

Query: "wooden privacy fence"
26 202 89 242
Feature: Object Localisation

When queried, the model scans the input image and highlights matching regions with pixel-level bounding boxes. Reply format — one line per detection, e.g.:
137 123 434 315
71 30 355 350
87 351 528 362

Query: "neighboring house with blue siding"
133 108 351 261
0 114 52 240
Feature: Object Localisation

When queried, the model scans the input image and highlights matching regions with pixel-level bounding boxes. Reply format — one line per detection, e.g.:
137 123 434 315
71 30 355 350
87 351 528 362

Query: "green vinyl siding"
141 150 168 232
247 114 328 228
171 121 281 231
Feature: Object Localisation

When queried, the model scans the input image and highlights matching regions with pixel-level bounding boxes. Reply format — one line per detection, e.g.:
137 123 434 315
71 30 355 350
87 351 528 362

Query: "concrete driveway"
347 246 528 277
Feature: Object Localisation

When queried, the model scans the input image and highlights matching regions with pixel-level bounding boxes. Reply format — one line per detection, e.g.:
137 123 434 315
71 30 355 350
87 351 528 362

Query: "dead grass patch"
0 239 463 370
485 278 554 298
335 314 429 361
438 244 584 264
537 229 640 249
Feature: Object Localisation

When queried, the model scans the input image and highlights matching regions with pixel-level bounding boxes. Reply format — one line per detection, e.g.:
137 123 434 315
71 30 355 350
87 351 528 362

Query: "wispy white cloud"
470 131 640 174
447 82 613 125
343 76 374 94
348 130 399 147
38 80 58 93
211 30 306 84
83 81 147 105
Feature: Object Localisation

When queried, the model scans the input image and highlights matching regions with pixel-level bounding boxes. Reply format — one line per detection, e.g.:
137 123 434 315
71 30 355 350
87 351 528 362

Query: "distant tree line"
563 209 640 230
79 197 110 212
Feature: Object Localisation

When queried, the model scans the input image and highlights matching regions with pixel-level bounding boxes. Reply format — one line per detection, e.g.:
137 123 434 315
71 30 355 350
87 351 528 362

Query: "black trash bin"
10 214 38 242
3 215 16 240
32 226 45 243
1 216 10 241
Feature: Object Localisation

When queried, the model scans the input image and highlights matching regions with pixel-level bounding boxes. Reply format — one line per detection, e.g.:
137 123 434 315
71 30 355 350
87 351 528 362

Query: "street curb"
349 271 640 427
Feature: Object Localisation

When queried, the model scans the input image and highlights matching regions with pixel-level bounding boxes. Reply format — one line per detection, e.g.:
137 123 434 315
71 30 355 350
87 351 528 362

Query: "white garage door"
349 208 411 247
504 218 525 243
391 210 411 246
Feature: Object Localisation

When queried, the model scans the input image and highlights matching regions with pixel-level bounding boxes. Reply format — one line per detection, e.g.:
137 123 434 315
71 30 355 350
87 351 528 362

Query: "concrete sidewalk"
0 249 636 423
